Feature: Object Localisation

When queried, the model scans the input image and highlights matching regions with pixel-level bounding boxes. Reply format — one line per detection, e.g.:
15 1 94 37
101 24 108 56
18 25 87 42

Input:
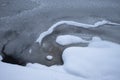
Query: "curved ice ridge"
36 20 120 45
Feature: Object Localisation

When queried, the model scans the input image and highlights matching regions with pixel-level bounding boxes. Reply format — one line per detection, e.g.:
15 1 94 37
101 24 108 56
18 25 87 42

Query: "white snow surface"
36 20 120 45
46 55 53 60
89 37 120 48
1 36 120 80
0 62 83 80
56 35 89 45
62 37 120 79
63 47 120 79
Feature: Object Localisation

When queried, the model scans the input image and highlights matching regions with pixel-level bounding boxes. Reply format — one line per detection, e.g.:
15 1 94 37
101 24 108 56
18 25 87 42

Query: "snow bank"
63 47 120 79
26 63 66 73
1 36 120 80
62 37 120 79
56 35 89 45
0 62 84 80
36 20 120 45
89 37 120 48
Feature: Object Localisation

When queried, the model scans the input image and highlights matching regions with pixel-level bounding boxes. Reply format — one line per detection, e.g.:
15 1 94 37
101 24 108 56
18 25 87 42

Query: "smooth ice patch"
56 35 88 45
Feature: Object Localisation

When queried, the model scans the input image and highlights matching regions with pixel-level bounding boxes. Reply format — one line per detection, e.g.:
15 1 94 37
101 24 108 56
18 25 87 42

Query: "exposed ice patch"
1 2 8 7
36 20 120 45
30 0 41 4
56 35 89 45
0 55 3 61
0 4 41 20
29 49 32 54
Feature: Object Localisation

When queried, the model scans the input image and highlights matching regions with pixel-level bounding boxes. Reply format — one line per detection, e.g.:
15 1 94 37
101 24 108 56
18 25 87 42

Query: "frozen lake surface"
0 0 120 80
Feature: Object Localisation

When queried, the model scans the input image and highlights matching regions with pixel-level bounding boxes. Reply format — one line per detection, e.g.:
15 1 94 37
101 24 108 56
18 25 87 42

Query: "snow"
46 55 53 60
56 35 120 48
89 37 120 48
36 20 120 45
62 37 120 79
62 47 120 79
0 62 83 80
1 0 120 80
56 35 89 45
26 63 66 73
1 36 120 80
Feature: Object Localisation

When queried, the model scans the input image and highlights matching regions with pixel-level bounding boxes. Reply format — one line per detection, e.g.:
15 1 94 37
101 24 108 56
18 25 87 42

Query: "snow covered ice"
62 37 120 79
0 0 120 80
56 35 89 45
63 47 120 79
1 36 120 80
